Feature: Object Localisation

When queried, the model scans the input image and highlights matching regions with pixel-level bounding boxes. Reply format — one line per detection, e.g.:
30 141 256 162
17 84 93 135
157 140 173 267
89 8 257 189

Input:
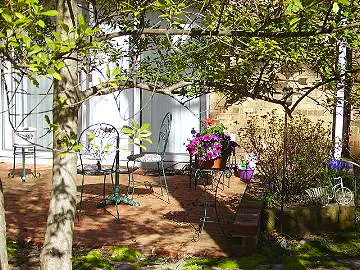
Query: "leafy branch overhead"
1 0 359 110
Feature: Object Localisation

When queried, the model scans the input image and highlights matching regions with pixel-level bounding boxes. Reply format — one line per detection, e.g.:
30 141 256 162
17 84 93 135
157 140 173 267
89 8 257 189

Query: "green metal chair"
127 113 172 203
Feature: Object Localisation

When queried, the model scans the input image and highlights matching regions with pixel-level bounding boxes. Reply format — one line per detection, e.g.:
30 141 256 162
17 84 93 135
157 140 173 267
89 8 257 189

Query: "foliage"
184 255 267 270
183 231 360 269
121 119 152 150
137 1 360 109
6 232 360 269
186 118 237 161
318 161 356 191
6 239 33 258
71 246 149 269
0 0 102 84
287 232 360 268
108 246 142 263
72 249 113 270
240 112 333 206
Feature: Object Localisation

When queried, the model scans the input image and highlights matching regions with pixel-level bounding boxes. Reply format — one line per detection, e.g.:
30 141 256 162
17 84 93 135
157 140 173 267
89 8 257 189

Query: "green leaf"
37 19 45 28
72 144 84 151
6 29 13 37
28 76 39 87
132 119 140 129
140 123 151 130
41 10 58 16
338 0 350 5
105 65 111 78
108 82 118 87
87 133 96 142
78 14 88 31
332 2 339 14
59 22 70 33
122 126 133 134
55 61 65 70
15 12 25 19
19 34 31 48
29 45 43 55
139 144 147 150
2 13 12 23
44 114 51 125
289 17 300 26
142 137 153 143
48 69 62 80
111 67 122 77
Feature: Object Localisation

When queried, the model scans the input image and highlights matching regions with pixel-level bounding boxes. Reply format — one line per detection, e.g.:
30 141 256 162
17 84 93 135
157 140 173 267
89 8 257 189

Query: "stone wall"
264 204 356 237
209 66 360 158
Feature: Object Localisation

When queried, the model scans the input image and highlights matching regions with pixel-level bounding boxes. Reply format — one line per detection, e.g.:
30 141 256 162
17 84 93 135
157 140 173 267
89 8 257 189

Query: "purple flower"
191 128 197 135
329 159 352 170
186 132 238 161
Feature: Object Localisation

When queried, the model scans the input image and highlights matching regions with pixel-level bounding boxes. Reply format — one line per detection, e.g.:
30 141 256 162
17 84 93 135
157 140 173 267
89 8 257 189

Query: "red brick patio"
0 161 248 257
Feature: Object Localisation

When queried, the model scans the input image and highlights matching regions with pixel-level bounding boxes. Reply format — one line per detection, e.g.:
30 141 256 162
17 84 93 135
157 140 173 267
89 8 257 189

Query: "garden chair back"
127 112 172 203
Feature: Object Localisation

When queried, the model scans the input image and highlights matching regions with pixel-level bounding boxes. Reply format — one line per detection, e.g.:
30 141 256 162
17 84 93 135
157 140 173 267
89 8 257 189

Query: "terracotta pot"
196 156 228 169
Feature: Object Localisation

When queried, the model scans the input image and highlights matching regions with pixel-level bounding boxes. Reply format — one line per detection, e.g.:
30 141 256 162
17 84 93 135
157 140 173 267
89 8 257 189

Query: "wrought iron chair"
77 123 131 216
127 112 172 203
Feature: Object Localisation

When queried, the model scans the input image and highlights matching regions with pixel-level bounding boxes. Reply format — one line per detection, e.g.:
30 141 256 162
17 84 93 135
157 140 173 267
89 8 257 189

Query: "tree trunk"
40 0 79 268
0 180 9 270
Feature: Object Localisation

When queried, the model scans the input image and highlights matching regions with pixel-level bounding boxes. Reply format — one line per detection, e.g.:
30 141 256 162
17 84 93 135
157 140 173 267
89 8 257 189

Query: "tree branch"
81 79 193 99
97 22 360 41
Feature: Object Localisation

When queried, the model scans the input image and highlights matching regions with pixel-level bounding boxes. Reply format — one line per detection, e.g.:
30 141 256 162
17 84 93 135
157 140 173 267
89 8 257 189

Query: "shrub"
240 112 333 206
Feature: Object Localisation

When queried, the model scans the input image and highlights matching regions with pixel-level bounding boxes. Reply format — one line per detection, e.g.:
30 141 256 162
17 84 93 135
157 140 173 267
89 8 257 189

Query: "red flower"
204 118 215 126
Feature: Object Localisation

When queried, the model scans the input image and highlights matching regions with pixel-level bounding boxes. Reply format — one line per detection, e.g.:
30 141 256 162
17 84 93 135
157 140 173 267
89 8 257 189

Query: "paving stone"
0 162 248 259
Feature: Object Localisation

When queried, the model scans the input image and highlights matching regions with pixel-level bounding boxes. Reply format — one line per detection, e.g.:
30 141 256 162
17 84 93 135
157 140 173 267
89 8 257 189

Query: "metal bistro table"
95 125 140 221
191 167 229 241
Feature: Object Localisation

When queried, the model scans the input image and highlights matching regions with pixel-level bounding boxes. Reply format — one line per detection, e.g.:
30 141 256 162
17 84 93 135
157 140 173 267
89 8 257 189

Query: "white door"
141 91 205 163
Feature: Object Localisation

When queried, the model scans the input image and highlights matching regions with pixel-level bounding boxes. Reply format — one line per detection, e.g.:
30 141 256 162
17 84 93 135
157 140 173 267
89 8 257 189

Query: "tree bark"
0 180 9 270
40 0 79 268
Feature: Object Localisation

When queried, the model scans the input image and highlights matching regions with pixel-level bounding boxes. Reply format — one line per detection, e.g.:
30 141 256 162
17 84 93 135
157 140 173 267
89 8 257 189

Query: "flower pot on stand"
196 155 229 170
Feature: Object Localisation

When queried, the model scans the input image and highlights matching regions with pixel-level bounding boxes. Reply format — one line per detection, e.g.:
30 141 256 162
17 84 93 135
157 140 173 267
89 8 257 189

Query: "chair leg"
33 146 37 177
78 174 86 219
103 174 107 198
159 161 170 203
126 161 136 199
157 163 163 195
110 173 114 190
13 147 16 171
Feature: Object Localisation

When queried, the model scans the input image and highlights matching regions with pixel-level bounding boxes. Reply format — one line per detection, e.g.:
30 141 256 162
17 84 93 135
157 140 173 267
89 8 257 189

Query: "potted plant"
236 157 256 184
186 118 238 169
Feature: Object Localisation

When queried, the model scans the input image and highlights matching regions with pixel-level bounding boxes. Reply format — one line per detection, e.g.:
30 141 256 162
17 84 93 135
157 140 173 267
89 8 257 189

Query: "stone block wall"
349 54 360 158
209 66 360 158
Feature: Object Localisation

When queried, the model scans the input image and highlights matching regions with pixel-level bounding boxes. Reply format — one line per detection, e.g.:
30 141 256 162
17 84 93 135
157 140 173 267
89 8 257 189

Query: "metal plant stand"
8 146 40 182
192 168 225 241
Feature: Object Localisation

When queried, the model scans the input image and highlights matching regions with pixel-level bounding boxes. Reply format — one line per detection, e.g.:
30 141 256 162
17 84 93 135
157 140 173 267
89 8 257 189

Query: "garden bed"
6 231 360 269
